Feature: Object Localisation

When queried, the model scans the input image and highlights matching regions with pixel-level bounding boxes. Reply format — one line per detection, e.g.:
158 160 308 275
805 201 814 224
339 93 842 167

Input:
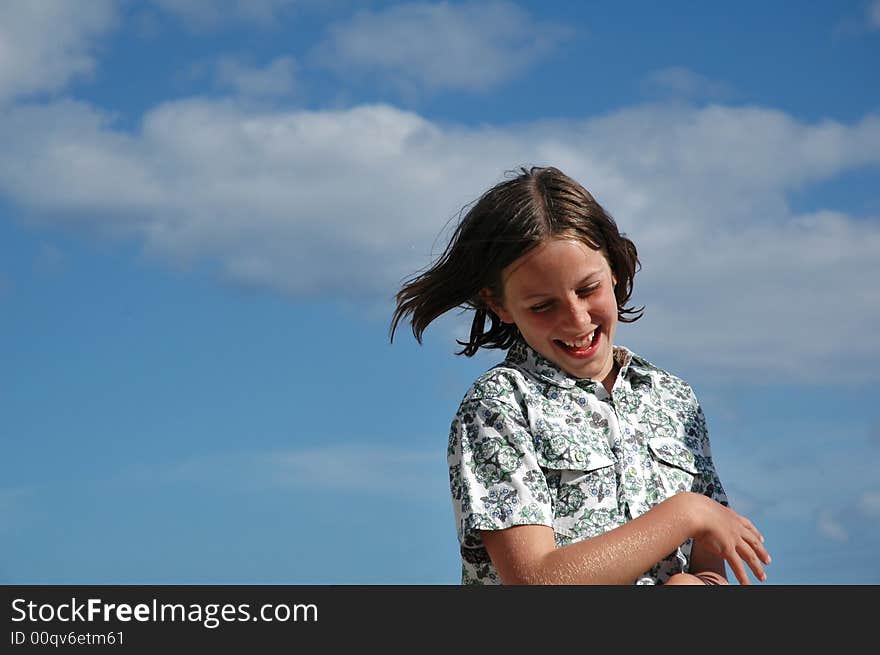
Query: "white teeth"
563 330 595 348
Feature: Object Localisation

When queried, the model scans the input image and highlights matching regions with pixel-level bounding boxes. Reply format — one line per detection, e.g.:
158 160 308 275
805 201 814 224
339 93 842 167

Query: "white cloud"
266 447 440 492
312 1 570 93
166 446 443 497
214 56 298 99
0 100 161 220
626 209 880 382
817 510 849 542
154 0 295 29
0 0 117 104
809 491 880 547
832 0 880 38
870 1 880 29
858 491 880 517
716 426 880 523
871 422 880 445
0 98 879 382
643 67 735 101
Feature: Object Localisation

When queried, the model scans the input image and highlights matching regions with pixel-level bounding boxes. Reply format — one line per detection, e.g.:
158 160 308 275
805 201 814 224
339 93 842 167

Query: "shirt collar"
505 338 655 390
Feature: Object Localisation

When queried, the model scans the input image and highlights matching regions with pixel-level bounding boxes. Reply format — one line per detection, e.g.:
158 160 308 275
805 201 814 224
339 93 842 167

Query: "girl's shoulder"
459 361 530 406
624 348 697 400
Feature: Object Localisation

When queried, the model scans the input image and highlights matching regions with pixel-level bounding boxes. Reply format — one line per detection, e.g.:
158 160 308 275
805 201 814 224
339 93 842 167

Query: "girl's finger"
739 516 764 543
737 541 767 582
725 552 751 586
743 529 772 565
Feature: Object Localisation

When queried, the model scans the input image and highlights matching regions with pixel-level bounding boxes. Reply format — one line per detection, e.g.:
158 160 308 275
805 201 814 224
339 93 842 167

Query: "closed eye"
530 284 600 312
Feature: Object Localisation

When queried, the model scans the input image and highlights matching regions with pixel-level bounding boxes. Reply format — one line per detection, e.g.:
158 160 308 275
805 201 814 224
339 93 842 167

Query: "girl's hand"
682 492 772 585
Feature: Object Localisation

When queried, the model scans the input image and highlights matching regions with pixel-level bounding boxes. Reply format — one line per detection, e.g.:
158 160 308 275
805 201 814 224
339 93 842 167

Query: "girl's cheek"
537 312 557 326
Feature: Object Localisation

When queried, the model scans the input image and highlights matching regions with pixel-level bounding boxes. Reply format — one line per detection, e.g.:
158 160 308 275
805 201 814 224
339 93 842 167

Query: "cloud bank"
312 1 570 93
0 0 117 104
2 96 878 381
154 0 296 30
1 3 878 384
214 55 299 99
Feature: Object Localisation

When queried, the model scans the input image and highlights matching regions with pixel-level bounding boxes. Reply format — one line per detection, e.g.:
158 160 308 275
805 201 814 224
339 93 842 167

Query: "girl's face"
483 237 619 386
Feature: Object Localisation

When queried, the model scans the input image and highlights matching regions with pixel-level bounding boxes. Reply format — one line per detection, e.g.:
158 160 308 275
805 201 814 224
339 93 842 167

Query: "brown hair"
389 166 643 355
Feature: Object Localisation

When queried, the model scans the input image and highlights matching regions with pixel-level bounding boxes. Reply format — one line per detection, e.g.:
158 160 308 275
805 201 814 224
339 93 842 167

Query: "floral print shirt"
447 338 728 585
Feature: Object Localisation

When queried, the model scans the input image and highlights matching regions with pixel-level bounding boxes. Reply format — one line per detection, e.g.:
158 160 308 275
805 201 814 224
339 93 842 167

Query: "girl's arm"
481 491 769 585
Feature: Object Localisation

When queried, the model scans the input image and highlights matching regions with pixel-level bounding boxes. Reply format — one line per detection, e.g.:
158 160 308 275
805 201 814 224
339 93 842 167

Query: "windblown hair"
389 166 643 356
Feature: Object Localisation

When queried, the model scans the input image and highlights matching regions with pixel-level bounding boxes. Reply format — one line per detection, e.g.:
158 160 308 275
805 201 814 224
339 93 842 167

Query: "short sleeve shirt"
447 338 728 585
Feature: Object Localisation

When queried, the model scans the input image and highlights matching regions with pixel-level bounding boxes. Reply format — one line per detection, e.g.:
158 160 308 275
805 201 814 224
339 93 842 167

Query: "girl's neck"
601 360 620 395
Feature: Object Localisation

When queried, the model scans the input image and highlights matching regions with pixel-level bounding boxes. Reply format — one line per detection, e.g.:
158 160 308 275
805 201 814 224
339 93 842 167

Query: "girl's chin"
567 361 613 383
562 337 615 381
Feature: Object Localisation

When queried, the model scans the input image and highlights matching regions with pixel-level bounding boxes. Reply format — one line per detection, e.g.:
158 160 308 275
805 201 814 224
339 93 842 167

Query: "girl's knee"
664 573 705 585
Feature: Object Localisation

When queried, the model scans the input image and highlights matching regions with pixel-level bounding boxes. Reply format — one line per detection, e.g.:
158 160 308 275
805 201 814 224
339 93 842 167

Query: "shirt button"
575 452 585 463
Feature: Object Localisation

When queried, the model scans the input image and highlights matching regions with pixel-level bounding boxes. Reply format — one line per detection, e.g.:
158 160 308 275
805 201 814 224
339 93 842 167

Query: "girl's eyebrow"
522 271 604 300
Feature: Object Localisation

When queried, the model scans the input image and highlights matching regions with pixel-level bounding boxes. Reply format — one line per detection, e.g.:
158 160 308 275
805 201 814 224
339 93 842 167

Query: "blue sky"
1 0 878 584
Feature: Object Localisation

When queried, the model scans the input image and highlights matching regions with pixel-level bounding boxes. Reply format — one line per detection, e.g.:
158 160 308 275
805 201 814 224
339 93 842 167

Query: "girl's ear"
479 289 514 324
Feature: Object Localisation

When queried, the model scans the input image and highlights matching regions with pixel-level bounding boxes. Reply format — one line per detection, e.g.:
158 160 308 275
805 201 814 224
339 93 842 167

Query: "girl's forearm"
526 492 699 585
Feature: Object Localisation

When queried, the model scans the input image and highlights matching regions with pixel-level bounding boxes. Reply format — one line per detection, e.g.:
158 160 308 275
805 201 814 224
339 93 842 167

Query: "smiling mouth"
553 327 600 354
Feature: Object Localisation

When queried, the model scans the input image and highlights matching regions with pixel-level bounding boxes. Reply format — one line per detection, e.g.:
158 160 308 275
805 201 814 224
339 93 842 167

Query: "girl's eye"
529 284 600 312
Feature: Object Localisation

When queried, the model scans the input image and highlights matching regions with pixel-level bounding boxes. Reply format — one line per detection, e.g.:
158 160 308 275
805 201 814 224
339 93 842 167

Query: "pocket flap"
648 437 699 474
534 430 614 471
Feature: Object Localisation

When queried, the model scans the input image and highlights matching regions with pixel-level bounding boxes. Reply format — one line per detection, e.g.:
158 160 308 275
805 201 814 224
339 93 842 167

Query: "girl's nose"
564 298 591 331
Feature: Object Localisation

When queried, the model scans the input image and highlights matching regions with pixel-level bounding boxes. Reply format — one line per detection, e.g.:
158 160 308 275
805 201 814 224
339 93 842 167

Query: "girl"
390 166 771 585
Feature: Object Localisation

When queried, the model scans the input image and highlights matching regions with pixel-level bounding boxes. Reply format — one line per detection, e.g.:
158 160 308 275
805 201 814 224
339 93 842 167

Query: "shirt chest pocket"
535 438 619 541
647 436 700 496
